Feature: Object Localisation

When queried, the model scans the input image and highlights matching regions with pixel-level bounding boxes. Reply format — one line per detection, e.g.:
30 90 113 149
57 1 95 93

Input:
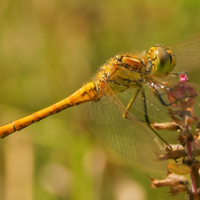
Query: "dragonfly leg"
153 87 197 107
141 87 172 150
123 88 141 118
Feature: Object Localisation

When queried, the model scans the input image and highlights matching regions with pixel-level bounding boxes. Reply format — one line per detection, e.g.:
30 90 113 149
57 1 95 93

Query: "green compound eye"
155 46 171 76
148 46 176 76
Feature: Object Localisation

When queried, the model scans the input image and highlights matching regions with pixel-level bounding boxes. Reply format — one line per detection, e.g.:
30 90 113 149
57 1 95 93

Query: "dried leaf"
169 184 188 196
178 135 186 146
150 173 188 188
170 115 185 126
193 134 200 149
151 121 180 131
168 164 191 175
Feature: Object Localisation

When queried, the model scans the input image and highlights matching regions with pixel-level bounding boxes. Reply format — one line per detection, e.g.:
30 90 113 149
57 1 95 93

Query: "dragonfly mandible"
0 36 200 169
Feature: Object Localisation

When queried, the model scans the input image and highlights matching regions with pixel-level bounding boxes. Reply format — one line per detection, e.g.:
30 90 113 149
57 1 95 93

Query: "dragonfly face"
147 45 176 76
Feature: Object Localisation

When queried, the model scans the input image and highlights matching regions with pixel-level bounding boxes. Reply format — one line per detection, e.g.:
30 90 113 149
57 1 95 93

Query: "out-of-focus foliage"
0 0 200 199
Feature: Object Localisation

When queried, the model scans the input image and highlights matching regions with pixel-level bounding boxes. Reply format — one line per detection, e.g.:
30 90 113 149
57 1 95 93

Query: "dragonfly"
0 36 200 169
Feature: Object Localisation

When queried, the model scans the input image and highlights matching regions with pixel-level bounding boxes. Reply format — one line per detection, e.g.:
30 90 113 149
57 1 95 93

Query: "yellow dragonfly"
0 36 199 169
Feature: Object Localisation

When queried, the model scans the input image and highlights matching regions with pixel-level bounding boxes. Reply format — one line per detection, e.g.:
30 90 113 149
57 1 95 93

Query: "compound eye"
155 46 171 76
157 47 170 67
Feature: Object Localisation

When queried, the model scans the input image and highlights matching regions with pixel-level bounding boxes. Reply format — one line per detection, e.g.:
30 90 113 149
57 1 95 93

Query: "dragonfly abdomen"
0 82 99 138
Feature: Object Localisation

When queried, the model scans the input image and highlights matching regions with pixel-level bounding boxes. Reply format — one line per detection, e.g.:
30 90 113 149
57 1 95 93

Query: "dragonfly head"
147 45 176 76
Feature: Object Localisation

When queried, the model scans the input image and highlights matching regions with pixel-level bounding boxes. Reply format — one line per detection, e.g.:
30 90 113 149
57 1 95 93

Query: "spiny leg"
123 88 141 118
141 87 172 150
153 86 197 107
152 70 196 107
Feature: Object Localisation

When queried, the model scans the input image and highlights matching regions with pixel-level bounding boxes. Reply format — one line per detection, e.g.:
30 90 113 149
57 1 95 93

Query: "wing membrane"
171 35 200 75
88 87 167 170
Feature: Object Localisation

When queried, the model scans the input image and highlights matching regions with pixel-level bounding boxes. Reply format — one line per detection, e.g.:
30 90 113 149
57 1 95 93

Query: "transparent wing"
88 87 167 170
171 35 200 75
168 35 200 106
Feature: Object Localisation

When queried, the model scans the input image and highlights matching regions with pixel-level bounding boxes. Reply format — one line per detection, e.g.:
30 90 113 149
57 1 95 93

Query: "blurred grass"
0 0 200 199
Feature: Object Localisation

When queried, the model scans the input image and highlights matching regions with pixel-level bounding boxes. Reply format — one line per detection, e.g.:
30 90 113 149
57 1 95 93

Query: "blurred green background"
0 0 200 199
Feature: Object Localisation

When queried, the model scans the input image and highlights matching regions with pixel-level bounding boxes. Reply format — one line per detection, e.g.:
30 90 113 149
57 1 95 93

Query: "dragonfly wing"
88 90 167 170
171 35 200 77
